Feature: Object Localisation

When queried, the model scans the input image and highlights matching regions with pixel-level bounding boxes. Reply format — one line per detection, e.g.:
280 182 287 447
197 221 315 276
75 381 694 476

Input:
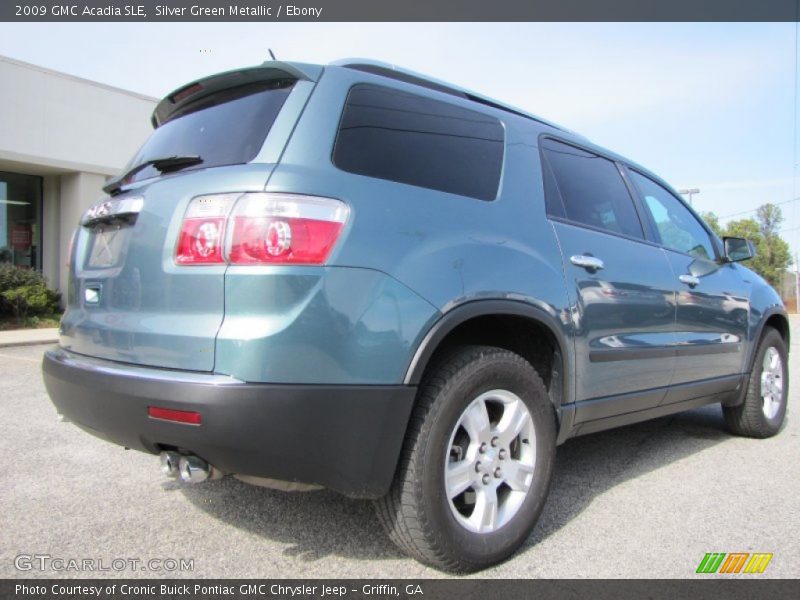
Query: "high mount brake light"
175 193 349 266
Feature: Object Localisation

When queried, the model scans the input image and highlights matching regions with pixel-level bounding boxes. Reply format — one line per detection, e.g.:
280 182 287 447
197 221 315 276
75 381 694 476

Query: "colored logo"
696 552 773 574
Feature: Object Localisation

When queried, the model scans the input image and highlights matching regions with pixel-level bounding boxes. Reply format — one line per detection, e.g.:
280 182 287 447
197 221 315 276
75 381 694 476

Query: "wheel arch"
748 307 790 372
728 306 791 410
403 300 574 411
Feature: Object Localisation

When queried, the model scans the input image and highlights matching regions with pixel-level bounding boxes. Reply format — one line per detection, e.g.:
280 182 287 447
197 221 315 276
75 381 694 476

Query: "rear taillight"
175 193 349 266
175 194 238 265
229 194 348 265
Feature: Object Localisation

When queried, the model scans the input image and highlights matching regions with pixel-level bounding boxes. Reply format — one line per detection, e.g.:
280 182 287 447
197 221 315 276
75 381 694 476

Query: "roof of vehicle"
329 58 579 135
156 58 579 136
153 58 682 200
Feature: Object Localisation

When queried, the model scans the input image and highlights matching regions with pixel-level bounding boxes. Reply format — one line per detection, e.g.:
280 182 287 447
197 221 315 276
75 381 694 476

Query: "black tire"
375 345 556 572
723 327 788 438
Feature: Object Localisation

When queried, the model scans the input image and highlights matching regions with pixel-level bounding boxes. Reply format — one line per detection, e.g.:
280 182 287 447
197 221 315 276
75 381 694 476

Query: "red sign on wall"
11 224 32 250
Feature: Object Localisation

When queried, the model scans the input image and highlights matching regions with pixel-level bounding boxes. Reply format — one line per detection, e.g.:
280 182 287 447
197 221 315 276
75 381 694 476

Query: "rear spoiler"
151 61 322 128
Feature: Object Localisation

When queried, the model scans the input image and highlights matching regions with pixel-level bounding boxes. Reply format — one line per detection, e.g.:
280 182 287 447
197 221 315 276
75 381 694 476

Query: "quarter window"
333 84 504 201
541 139 643 239
629 170 715 260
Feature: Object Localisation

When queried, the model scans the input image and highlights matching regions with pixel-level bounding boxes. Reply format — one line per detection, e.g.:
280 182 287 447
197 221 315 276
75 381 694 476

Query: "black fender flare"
727 305 790 409
403 299 574 409
746 305 790 372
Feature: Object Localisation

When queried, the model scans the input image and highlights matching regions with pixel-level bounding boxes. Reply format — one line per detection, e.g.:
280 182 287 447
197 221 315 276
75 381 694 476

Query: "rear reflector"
147 406 202 425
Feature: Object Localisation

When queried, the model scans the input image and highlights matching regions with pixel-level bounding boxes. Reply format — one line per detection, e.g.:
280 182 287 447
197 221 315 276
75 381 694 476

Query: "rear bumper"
42 348 416 498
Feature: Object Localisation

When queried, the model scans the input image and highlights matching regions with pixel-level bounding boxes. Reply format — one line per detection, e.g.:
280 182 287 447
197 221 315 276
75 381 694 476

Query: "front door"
627 169 749 387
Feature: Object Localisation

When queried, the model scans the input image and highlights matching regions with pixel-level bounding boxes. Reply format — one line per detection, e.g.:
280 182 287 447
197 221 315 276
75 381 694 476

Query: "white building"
0 54 157 296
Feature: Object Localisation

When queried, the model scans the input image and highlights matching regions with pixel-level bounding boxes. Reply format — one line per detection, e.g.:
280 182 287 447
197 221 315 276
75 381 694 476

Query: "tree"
696 205 791 291
757 203 783 239
725 203 791 290
700 211 723 237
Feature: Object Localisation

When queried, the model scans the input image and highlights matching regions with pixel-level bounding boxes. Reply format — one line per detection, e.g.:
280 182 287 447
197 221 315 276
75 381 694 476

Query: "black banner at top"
1 0 799 22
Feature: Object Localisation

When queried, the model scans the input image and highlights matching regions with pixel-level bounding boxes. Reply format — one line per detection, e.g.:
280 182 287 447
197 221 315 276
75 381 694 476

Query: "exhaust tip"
159 451 182 477
178 455 209 483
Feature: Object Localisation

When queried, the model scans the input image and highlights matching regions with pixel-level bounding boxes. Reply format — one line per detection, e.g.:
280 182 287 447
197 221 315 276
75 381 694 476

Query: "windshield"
123 79 295 184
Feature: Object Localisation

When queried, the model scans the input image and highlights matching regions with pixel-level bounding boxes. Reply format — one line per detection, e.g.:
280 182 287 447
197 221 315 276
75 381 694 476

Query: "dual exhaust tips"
160 451 218 483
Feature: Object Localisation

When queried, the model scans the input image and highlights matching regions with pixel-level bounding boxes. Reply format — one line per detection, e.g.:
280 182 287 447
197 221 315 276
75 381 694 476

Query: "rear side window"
125 80 295 184
333 84 504 201
541 138 643 239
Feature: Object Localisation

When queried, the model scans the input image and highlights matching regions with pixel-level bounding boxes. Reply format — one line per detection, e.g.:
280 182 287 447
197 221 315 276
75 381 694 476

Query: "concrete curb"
0 328 59 348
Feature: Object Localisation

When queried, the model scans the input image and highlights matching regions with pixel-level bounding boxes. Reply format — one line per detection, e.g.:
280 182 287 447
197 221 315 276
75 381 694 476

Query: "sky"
0 22 797 257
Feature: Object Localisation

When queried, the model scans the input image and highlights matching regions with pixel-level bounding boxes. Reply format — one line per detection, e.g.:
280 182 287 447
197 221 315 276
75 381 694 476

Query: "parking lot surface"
1 322 798 578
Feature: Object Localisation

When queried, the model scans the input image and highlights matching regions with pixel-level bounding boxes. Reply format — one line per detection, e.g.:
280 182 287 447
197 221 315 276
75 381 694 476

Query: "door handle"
570 255 604 271
679 274 700 288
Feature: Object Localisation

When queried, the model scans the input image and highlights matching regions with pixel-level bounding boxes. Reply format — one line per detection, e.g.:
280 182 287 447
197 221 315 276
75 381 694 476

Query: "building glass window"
0 171 43 271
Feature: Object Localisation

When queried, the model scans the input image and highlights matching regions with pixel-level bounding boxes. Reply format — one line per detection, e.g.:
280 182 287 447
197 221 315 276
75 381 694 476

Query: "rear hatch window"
122 79 294 186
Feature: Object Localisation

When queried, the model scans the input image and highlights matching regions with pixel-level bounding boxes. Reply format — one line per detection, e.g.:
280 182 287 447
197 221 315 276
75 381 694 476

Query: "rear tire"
723 327 788 438
375 345 556 572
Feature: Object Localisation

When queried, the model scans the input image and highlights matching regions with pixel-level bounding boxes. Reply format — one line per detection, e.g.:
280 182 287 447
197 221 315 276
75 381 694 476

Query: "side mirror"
723 236 755 262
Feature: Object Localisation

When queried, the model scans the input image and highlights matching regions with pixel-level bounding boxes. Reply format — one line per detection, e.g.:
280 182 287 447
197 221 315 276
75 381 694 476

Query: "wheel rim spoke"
446 459 475 498
769 349 780 371
496 399 528 446
504 459 535 492
460 399 491 441
470 486 499 532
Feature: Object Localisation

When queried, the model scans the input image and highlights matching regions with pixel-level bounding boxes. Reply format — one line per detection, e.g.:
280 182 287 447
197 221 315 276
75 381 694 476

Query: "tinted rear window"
541 138 643 239
125 80 294 184
333 84 504 201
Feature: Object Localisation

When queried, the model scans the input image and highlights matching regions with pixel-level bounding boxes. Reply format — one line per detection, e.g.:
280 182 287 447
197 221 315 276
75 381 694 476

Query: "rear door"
626 169 749 387
60 73 299 371
541 138 677 414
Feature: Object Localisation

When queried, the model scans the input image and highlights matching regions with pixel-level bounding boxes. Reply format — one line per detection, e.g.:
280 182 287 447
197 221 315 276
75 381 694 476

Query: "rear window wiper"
103 155 203 195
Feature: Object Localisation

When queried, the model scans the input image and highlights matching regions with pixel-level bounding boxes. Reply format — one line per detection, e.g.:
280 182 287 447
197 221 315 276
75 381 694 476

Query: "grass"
0 313 62 331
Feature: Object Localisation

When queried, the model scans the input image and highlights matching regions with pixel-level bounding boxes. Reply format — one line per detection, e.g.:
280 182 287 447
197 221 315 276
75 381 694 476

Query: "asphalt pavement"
1 323 798 579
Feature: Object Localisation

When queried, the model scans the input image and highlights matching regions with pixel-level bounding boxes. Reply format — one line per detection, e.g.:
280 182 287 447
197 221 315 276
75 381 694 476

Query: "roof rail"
330 58 570 133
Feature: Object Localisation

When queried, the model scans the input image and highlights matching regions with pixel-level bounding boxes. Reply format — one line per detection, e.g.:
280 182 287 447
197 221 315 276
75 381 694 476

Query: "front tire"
723 327 788 438
375 346 556 572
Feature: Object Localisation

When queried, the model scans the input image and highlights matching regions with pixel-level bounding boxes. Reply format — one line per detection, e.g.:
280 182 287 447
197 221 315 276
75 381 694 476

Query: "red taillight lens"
229 217 344 264
229 194 348 265
175 217 226 264
175 193 348 266
147 406 202 425
175 194 237 265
